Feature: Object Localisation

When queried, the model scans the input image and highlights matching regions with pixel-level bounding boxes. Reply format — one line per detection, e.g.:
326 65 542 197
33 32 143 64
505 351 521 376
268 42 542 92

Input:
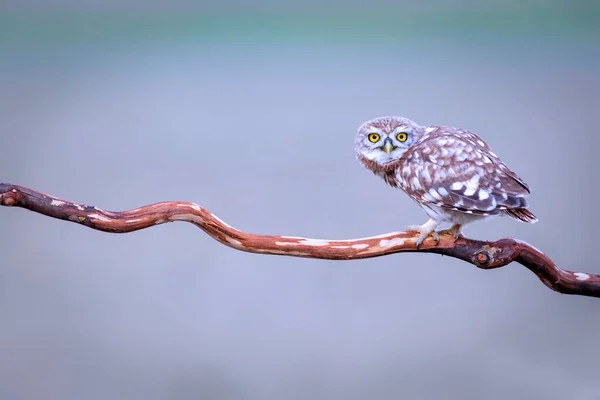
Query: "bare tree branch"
1 182 598 297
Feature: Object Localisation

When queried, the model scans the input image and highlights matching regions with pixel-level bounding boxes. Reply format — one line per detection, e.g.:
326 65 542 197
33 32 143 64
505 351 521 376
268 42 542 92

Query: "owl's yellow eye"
368 133 380 143
396 132 408 142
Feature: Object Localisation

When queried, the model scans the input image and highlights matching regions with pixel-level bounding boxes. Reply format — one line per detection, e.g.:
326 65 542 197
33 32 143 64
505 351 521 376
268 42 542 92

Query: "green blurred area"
0 6 598 50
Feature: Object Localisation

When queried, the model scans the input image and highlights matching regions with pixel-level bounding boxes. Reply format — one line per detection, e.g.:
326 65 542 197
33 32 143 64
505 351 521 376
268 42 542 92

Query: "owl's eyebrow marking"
367 127 385 135
392 126 409 133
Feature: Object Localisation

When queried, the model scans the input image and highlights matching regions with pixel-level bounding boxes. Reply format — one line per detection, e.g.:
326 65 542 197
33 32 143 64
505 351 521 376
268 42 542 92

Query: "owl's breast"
382 170 401 188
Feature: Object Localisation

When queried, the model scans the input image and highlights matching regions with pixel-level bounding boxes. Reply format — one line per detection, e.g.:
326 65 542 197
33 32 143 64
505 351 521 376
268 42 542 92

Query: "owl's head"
355 116 422 166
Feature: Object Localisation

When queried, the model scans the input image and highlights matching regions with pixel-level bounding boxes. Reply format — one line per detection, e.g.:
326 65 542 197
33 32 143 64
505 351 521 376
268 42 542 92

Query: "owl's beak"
383 140 395 155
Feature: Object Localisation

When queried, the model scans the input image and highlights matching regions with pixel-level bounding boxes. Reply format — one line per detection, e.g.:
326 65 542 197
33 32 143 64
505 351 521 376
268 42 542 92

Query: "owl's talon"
405 219 440 249
415 230 440 248
437 224 463 241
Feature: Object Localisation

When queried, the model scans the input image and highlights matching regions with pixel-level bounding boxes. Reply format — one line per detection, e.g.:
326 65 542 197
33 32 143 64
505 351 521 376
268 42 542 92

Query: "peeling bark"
1 183 597 298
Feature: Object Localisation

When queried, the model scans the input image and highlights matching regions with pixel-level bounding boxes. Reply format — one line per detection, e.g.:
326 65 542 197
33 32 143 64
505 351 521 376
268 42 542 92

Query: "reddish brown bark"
1 182 598 297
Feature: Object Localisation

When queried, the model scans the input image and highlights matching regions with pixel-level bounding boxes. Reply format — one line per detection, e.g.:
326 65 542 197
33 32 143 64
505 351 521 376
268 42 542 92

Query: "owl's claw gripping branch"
438 224 463 241
1 182 599 298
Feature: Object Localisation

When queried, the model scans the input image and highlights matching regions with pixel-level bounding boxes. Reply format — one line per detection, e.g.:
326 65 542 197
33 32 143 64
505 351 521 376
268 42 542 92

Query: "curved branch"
1 182 598 297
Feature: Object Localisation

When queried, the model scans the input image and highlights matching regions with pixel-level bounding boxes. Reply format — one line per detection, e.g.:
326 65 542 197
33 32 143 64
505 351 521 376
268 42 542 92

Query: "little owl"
355 116 537 247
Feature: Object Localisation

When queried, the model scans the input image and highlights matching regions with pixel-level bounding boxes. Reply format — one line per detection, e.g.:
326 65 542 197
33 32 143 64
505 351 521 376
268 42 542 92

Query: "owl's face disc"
355 116 422 166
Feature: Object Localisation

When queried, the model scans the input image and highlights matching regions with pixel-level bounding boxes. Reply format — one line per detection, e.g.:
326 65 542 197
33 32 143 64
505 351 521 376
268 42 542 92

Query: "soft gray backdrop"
1 3 599 399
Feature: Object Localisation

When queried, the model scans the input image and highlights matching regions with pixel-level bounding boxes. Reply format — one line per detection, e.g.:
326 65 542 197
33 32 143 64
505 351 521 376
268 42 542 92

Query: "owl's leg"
405 219 439 248
438 224 463 241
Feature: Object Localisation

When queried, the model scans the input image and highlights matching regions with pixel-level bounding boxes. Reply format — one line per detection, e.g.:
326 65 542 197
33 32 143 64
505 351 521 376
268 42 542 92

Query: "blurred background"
0 1 599 399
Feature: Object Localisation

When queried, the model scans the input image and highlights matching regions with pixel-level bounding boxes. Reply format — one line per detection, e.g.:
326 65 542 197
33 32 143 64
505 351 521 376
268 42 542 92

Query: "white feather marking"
362 149 385 162
411 177 422 190
352 243 369 249
429 188 442 200
420 167 432 183
477 140 485 146
463 187 476 196
423 193 435 202
367 127 385 135
451 182 463 190
437 187 449 196
478 190 490 200
464 174 481 192
437 139 447 146
50 199 65 206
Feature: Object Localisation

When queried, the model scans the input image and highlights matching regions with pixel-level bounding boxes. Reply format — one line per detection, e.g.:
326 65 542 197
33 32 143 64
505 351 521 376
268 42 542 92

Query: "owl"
355 116 537 247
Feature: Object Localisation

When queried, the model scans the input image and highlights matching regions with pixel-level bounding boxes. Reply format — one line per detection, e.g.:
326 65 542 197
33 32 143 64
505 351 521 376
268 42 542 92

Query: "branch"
1 182 598 297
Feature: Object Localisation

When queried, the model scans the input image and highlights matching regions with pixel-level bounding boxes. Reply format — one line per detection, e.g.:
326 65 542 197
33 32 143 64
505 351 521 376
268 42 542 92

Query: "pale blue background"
0 2 599 399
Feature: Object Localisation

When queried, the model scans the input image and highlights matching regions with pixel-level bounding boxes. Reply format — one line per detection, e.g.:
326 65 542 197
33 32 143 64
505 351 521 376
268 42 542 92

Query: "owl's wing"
455 129 531 194
399 129 531 215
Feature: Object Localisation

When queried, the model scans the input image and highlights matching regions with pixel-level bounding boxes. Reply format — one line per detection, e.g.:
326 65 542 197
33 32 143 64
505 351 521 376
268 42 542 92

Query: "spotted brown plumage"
355 116 537 247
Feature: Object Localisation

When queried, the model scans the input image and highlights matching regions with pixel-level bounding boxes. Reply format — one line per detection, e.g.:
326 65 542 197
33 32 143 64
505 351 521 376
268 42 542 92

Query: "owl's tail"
503 208 538 223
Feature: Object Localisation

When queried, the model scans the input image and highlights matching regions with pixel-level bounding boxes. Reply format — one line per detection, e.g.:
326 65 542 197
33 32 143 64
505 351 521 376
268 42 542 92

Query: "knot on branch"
475 251 490 266
0 187 17 206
